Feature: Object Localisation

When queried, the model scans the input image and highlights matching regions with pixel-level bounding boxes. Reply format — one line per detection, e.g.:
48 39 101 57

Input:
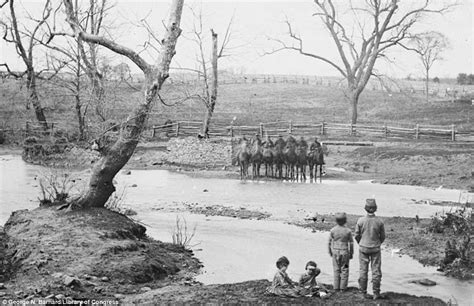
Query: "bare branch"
265 18 347 77
0 63 26 78
63 0 150 73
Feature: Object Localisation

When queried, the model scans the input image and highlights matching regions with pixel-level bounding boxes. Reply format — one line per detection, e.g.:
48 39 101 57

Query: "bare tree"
176 9 234 138
402 31 449 102
1 0 53 129
268 0 454 124
62 0 184 209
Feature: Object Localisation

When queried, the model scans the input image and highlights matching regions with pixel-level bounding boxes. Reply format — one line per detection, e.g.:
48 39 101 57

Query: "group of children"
267 198 386 300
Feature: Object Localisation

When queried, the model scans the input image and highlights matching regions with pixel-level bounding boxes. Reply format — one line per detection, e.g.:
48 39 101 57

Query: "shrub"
37 170 76 206
428 207 471 235
171 215 197 250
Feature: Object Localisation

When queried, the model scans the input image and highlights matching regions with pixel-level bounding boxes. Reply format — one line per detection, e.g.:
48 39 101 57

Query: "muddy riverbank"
17 137 474 192
292 213 473 280
0 207 448 304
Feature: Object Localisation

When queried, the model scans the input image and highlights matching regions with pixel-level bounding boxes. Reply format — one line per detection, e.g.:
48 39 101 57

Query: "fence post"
451 124 456 141
415 124 419 140
384 123 388 138
289 120 293 135
152 126 156 138
230 125 234 138
259 123 264 138
176 122 180 137
350 123 354 136
26 121 29 137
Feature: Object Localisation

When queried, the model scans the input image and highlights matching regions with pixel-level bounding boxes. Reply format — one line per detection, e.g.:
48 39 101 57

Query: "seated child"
299 261 320 288
266 256 301 298
299 261 329 297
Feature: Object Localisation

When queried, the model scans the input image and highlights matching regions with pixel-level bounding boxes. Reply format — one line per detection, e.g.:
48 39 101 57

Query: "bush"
171 216 197 250
37 170 77 206
428 207 471 235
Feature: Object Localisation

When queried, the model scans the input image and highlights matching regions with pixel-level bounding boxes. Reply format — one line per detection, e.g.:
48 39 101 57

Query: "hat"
335 212 347 219
365 198 377 212
307 265 317 270
365 198 377 207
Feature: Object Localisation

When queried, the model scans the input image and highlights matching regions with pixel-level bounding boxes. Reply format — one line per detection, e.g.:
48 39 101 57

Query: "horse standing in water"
273 136 286 179
236 138 251 179
308 145 325 182
296 143 308 181
250 136 263 178
284 141 297 180
262 140 274 177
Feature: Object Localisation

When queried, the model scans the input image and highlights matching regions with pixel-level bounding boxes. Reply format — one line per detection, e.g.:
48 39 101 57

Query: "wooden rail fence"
152 120 462 141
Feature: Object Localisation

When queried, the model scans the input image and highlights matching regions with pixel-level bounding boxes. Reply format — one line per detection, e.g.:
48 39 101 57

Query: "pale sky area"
0 0 473 78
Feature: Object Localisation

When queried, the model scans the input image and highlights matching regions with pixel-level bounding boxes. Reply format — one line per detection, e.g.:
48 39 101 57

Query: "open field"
0 78 473 142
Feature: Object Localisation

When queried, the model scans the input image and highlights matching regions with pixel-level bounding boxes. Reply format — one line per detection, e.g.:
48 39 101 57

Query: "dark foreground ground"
0 206 447 305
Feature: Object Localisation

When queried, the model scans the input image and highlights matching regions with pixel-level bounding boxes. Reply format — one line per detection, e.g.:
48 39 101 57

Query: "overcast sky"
1 0 472 78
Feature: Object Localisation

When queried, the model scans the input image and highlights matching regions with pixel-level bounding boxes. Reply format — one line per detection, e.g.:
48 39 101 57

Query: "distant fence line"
152 120 469 142
166 75 474 97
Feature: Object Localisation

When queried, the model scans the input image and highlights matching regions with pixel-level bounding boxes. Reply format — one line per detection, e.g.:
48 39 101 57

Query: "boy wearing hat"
355 198 385 300
328 212 354 292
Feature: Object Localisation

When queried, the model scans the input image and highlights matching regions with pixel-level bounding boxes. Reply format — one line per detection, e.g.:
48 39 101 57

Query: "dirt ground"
0 207 202 301
0 207 447 305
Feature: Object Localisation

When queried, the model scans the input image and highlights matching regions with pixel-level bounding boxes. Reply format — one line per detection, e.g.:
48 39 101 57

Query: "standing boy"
355 198 385 300
328 212 354 292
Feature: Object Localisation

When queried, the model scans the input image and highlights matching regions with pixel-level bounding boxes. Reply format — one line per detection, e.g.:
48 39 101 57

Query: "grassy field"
0 78 473 141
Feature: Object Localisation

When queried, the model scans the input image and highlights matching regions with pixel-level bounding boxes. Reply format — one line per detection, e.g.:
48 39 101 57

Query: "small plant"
428 207 471 235
37 170 76 206
171 215 197 249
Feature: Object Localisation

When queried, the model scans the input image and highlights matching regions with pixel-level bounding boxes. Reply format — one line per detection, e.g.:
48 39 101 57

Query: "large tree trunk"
26 69 48 130
201 30 218 138
73 84 156 208
349 91 360 125
425 67 430 103
67 0 184 209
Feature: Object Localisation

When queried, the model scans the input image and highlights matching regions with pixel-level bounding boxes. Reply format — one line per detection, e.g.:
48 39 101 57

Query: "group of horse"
234 135 326 181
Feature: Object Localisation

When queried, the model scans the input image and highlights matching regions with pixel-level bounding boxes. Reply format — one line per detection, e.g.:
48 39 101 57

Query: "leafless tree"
1 0 54 129
62 0 184 209
268 0 454 124
179 8 234 138
402 31 449 102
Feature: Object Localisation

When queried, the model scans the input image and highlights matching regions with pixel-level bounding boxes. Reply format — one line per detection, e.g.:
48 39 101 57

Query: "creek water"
0 154 472 304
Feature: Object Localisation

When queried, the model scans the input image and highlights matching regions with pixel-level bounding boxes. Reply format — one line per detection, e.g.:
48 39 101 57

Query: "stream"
0 154 472 304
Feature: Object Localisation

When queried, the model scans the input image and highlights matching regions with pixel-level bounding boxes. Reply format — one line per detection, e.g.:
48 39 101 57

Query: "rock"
410 278 437 286
114 294 125 299
203 189 208 192
0 292 5 297
83 274 91 280
14 290 23 297
0 283 5 289
123 208 137 216
131 184 138 187
123 170 131 175
55 294 65 299
45 294 55 299
52 272 64 278
64 275 80 287
140 287 151 292
101 276 110 282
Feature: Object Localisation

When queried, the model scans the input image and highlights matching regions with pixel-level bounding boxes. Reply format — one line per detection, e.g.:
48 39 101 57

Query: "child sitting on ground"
266 256 300 298
299 261 329 297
